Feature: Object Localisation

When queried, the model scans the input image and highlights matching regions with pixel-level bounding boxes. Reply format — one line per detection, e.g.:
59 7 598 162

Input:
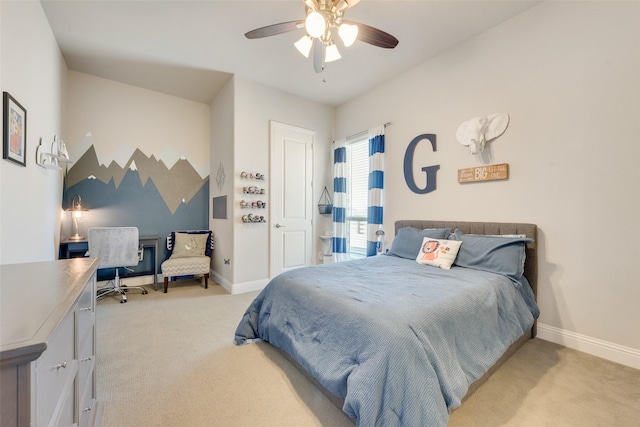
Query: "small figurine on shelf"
243 186 258 194
241 171 266 180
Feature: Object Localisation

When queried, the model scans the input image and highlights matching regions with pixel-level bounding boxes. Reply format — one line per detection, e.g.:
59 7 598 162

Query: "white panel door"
270 122 314 278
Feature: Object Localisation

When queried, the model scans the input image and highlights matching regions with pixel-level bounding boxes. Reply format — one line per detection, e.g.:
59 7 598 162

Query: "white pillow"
415 237 462 270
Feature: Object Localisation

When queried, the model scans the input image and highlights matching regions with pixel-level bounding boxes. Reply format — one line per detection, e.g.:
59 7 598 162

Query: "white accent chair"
88 227 148 303
161 230 213 293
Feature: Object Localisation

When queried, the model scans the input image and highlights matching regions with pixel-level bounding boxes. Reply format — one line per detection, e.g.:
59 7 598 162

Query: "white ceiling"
40 0 540 107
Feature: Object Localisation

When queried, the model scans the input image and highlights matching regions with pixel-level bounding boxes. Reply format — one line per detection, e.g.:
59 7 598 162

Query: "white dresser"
0 258 101 427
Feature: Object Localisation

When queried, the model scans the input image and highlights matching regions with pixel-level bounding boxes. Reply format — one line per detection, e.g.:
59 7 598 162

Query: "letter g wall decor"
404 134 440 194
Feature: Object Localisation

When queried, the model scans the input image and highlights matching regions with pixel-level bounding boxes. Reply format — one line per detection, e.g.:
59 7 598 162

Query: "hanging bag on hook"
317 186 333 214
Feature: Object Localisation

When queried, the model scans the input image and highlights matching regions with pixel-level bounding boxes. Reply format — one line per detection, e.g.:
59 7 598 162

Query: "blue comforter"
235 256 538 426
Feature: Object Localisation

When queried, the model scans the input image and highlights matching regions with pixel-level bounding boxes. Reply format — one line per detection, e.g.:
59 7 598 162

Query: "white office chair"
88 227 148 303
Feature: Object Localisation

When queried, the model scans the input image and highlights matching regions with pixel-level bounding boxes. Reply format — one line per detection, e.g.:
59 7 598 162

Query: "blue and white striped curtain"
366 126 385 256
332 138 349 262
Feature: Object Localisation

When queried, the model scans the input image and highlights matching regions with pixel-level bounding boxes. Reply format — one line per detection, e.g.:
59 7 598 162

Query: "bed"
235 220 539 426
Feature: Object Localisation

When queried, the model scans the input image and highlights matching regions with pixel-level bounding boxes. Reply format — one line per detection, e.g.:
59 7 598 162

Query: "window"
333 128 385 261
345 137 369 259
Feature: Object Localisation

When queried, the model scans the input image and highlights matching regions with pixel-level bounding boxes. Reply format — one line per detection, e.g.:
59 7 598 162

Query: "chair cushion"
161 256 210 277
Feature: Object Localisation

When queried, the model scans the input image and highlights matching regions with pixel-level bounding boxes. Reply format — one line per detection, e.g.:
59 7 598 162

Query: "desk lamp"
68 195 89 240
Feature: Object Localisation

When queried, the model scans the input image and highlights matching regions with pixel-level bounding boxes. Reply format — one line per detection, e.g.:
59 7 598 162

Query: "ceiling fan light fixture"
338 23 358 47
325 42 341 63
244 0 396 73
335 1 349 12
305 11 326 38
294 35 314 58
304 0 319 9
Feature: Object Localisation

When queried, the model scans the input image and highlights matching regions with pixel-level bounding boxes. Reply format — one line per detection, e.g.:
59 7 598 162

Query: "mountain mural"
67 145 208 214
65 169 210 271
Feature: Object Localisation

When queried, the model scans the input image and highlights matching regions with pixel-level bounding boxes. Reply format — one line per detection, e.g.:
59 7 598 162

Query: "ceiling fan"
245 0 399 73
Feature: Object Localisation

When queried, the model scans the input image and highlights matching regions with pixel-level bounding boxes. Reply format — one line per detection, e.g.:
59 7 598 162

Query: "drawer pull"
54 361 67 370
79 307 92 312
82 407 92 412
81 357 92 362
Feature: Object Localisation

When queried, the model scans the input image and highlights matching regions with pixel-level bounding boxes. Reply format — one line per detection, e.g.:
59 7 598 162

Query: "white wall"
228 76 335 292
210 77 235 285
0 1 68 264
336 1 640 367
65 71 210 180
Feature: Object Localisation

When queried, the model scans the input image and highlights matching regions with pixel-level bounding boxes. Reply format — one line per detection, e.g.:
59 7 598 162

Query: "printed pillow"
387 227 451 259
171 232 209 258
168 230 213 257
451 229 532 282
415 237 462 270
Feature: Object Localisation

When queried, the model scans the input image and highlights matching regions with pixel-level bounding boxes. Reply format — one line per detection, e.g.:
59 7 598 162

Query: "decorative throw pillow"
387 227 451 259
171 232 209 258
415 237 462 270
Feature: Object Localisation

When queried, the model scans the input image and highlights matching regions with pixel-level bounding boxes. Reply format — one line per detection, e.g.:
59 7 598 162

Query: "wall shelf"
241 214 266 223
239 171 267 223
36 136 73 170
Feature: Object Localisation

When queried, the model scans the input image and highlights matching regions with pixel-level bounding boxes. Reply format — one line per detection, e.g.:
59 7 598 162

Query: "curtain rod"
337 122 393 143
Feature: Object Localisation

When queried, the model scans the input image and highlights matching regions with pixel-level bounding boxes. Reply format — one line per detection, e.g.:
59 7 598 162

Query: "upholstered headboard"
394 220 538 300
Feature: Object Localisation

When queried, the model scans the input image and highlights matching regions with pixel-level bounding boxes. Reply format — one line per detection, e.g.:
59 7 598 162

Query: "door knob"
275 223 286 228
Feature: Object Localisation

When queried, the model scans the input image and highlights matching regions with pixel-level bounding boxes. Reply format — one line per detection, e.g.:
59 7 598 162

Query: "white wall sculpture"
456 113 510 154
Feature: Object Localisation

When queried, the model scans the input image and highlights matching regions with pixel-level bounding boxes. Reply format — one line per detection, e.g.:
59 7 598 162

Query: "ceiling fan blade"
313 39 325 73
245 20 304 39
344 20 399 49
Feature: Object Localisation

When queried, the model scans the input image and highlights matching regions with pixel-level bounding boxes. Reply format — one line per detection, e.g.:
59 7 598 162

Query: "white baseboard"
211 270 268 295
211 270 233 293
537 323 640 370
231 279 269 295
112 271 256 294
97 275 161 291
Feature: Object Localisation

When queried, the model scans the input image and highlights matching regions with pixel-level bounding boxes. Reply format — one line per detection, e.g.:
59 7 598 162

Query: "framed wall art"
3 92 27 167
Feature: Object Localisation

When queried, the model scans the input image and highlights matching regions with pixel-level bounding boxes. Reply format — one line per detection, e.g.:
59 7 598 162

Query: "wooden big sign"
458 163 509 183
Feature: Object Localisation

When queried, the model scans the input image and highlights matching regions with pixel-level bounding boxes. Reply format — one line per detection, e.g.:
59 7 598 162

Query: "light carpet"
96 280 640 426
